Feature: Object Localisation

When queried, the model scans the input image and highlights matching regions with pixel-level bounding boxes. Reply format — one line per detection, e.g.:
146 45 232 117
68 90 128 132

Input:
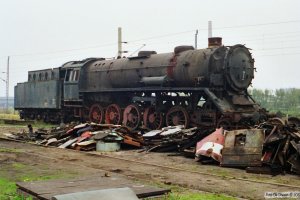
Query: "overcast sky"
0 0 300 97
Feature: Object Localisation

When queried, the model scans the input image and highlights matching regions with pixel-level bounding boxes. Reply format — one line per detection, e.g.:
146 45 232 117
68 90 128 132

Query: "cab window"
66 70 79 82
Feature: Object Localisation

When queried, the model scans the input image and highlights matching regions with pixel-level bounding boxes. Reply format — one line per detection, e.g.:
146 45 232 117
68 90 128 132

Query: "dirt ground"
1 125 300 200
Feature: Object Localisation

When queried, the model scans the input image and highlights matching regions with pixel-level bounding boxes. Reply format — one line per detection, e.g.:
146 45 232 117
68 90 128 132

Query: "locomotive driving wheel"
123 104 141 130
89 104 104 124
143 106 164 130
166 106 189 128
105 104 122 124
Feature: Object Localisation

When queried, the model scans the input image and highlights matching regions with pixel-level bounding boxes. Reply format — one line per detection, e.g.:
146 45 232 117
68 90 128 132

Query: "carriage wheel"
166 106 189 128
143 106 163 130
105 104 122 124
89 104 104 124
123 104 141 130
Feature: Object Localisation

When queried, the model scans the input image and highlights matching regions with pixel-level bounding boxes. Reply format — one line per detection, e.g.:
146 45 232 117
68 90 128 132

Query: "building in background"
0 97 14 110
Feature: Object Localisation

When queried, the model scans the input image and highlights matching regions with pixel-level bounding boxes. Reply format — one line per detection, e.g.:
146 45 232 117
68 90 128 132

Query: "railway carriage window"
51 71 55 80
68 71 73 81
70 71 74 81
65 69 79 82
51 72 55 80
74 70 79 81
70 70 75 81
65 70 70 81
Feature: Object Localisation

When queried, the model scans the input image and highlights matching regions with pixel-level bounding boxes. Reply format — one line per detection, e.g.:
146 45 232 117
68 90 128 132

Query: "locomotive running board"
79 87 208 93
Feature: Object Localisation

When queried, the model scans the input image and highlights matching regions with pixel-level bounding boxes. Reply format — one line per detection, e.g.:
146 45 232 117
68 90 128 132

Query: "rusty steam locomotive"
15 37 263 130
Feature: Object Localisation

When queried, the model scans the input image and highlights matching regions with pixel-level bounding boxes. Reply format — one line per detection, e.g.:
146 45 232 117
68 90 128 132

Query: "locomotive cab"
62 58 98 106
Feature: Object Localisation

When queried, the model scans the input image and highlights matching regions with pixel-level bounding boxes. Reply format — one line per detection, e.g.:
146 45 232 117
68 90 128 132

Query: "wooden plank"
17 175 170 200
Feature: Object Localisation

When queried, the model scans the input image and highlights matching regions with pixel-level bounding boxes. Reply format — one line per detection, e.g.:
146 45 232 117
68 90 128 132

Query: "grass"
12 163 26 170
141 178 237 200
206 167 230 178
165 192 236 200
0 178 32 200
150 189 237 200
0 151 79 199
0 119 56 129
0 113 20 120
0 148 22 153
0 159 237 200
0 110 55 129
0 164 79 199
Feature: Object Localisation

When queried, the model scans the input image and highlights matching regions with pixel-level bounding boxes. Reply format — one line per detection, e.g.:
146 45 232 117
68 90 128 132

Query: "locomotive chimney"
208 37 222 48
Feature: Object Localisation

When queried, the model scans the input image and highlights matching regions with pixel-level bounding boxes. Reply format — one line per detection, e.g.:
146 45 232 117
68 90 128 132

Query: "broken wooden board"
17 175 170 200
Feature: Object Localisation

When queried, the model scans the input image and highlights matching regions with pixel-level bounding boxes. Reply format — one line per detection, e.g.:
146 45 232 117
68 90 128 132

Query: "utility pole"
118 27 122 58
208 20 212 38
6 56 9 113
195 30 198 49
117 27 128 58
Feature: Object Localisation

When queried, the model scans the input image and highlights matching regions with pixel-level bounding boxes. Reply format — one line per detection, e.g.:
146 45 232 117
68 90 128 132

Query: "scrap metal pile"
5 117 300 176
257 118 300 175
5 123 143 151
194 118 300 175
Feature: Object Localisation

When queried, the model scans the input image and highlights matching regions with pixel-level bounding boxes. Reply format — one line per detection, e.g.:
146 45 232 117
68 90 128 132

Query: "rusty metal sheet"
195 128 225 162
52 187 139 200
58 138 78 149
221 129 264 167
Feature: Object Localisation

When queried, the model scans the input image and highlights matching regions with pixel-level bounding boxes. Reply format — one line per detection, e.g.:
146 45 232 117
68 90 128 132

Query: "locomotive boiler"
15 37 263 130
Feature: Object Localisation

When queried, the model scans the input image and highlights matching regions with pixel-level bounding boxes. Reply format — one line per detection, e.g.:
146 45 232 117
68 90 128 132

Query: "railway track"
1 137 300 199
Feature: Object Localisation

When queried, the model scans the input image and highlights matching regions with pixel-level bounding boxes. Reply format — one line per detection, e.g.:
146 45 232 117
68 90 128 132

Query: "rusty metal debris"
6 116 300 176
221 129 264 167
195 128 225 162
142 126 212 153
7 122 143 151
257 118 300 175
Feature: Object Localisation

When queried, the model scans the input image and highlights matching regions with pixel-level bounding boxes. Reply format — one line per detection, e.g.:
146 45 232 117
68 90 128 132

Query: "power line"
213 20 300 30
254 45 300 51
2 19 300 59
9 42 117 57
127 30 196 43
256 52 300 57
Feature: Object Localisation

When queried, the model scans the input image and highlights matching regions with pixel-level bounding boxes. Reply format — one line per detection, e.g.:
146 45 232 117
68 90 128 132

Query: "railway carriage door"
64 68 80 101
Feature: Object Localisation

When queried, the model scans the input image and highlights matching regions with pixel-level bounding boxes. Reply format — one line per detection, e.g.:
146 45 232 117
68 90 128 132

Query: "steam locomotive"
15 37 264 130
